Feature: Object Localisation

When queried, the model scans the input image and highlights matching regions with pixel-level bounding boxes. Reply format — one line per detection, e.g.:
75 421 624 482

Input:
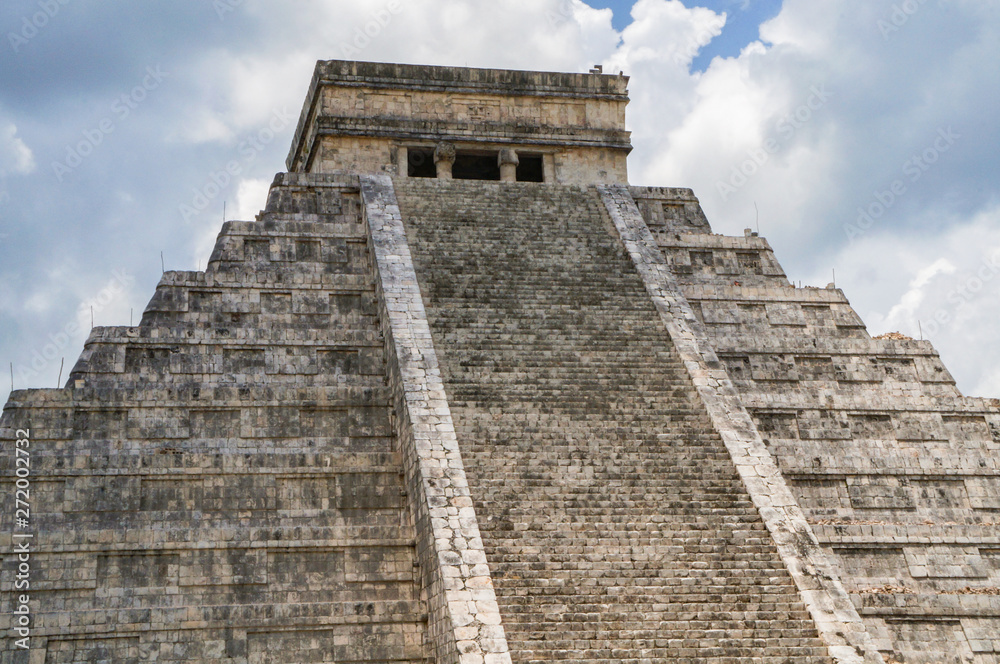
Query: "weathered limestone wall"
0 174 432 663
312 82 626 130
288 60 631 184
310 136 400 176
629 185 1000 664
552 146 629 185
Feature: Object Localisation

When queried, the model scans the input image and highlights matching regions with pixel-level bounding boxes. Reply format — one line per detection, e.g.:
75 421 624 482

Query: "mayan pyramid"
2 60 998 664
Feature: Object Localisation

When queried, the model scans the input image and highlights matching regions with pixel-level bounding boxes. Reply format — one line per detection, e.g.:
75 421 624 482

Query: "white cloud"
973 367 1000 400
606 0 725 136
880 257 957 332
822 204 1000 397
231 177 270 222
332 0 620 72
176 0 1000 398
191 177 271 269
165 49 316 145
597 0 1000 395
0 122 35 176
164 0 622 146
4 0 1000 400
623 0 999 240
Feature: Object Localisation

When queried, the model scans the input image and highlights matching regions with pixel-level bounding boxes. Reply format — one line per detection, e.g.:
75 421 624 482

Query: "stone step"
394 179 833 662
1 177 435 656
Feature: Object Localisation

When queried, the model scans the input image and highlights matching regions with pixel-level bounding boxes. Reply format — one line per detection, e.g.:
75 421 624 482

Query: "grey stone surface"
4 58 993 664
1 174 431 663
600 184 885 664
394 177 842 664
286 60 632 184
360 174 511 664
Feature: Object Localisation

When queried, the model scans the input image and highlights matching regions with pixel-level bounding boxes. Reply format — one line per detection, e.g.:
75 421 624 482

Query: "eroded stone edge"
597 184 886 664
360 174 512 664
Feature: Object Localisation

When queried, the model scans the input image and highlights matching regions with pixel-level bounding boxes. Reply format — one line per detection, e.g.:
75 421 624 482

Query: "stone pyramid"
2 60 998 664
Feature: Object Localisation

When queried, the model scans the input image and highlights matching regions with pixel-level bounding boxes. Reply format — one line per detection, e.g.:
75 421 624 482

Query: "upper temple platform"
286 60 632 184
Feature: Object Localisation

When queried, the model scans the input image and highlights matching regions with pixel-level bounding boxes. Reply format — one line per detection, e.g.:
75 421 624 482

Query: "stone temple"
2 60 999 664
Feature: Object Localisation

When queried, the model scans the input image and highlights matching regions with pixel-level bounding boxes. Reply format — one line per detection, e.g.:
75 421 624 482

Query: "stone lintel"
309 116 633 148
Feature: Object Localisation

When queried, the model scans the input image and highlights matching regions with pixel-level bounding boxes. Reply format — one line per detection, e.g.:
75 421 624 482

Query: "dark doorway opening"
516 154 544 182
408 148 546 182
407 148 436 178
453 152 501 181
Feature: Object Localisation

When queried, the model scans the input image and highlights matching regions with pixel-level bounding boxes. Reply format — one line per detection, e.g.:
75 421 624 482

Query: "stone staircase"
628 187 1000 662
394 178 835 664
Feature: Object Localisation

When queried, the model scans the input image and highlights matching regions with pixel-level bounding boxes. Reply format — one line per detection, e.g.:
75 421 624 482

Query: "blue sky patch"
585 0 783 69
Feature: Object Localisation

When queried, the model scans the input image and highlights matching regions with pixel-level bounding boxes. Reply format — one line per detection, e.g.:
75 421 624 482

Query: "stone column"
498 148 519 182
434 142 456 179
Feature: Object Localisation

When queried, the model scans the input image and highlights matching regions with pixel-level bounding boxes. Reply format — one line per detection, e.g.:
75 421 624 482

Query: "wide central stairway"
394 179 835 664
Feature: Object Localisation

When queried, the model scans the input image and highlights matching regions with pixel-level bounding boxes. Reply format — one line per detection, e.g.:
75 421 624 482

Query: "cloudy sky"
2 0 999 406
